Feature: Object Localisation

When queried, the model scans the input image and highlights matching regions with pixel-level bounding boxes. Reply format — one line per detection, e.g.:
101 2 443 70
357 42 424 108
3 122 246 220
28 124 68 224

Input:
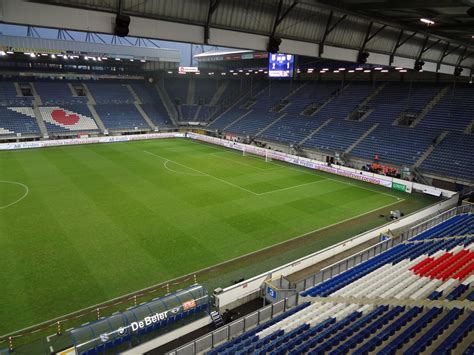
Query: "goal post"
242 148 272 162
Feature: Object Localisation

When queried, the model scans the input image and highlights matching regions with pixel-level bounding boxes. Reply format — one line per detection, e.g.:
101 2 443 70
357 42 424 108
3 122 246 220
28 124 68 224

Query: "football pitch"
0 138 430 334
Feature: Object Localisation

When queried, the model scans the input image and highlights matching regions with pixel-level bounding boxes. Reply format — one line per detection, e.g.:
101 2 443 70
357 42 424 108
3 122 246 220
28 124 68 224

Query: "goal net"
242 149 272 162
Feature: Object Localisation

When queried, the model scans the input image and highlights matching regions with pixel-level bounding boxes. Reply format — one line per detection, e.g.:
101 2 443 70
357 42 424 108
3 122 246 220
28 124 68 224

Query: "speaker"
414 60 425 71
267 36 282 54
357 51 369 64
454 66 463 76
114 14 130 37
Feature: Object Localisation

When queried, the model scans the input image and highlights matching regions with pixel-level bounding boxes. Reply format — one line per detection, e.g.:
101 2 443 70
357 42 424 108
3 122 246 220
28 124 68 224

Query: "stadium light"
374 67 383 70
264 71 268 74
399 69 408 72
140 59 146 62
334 70 340 73
229 70 234 72
30 53 36 58
364 69 371 72
355 67 363 71
258 69 264 72
233 72 238 75
50 54 56 59
102 57 108 60
381 69 389 72
130 59 134 62
84 56 89 60
395 67 404 70
238 69 243 72
320 70 326 73
167 71 173 74
348 70 355 73
338 68 346 71
0 51 6 56
221 72 226 75
420 18 435 25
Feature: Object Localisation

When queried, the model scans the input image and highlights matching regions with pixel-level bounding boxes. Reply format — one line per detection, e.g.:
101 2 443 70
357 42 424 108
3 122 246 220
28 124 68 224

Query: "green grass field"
0 138 429 335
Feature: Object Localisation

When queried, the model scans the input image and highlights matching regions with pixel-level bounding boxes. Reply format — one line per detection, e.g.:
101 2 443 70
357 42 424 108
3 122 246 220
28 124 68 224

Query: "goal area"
242 149 272 162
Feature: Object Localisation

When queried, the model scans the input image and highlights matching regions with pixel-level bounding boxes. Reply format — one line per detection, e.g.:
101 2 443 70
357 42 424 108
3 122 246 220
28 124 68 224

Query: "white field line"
192 140 401 201
144 150 259 195
0 180 29 209
145 149 403 201
163 160 205 176
2 190 406 341
210 152 279 171
269 161 402 200
257 179 330 196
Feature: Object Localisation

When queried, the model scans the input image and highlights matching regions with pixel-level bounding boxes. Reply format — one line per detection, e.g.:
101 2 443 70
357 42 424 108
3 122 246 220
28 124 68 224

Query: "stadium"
0 0 473 354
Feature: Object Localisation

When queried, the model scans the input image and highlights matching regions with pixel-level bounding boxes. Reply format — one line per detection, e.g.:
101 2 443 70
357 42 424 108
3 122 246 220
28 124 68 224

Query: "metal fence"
168 204 472 355
294 204 473 292
167 293 298 355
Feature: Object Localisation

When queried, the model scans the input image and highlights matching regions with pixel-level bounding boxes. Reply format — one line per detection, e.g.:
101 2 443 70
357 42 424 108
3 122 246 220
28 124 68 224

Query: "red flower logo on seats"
51 109 80 125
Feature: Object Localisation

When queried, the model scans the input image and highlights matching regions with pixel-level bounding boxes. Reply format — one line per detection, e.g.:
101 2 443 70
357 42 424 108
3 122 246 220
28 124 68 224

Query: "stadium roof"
0 34 180 62
1 0 473 76
323 0 474 46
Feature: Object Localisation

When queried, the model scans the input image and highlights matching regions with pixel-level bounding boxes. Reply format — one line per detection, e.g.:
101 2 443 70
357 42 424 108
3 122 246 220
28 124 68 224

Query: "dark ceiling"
316 0 474 46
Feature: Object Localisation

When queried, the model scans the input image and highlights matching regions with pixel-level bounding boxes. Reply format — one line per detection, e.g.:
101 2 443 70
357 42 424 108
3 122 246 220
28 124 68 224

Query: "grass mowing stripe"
144 150 259 195
0 138 428 335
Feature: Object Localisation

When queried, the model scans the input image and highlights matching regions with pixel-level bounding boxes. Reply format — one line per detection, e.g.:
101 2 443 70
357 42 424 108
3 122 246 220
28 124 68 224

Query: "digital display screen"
268 53 294 78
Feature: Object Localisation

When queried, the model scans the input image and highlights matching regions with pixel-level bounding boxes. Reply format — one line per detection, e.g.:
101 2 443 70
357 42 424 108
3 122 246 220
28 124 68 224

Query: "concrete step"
369 307 428 355
32 105 48 137
209 81 229 105
398 309 447 354
127 84 142 104
29 82 43 105
299 117 334 145
193 105 202 121
133 102 155 130
345 123 379 154
68 83 77 96
256 113 286 137
223 110 253 131
82 83 96 105
86 103 106 132
155 83 178 125
413 130 449 168
412 85 450 128
421 310 469 355
14 82 23 97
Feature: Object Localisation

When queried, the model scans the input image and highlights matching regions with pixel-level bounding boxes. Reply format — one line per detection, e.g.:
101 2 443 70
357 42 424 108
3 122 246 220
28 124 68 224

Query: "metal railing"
167 293 298 355
168 204 472 355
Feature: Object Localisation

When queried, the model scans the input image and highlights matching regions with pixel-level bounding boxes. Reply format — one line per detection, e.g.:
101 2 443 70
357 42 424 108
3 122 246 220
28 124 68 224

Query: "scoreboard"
268 53 294 78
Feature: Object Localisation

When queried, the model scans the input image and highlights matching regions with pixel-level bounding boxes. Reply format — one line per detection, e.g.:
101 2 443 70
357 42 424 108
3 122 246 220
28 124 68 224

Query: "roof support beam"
416 36 430 62
204 0 220 44
389 30 417 65
319 11 347 56
271 0 298 37
456 47 468 66
360 22 387 53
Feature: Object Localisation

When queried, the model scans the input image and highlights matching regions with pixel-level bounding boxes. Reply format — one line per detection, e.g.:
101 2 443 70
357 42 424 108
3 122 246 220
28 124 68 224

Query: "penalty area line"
144 150 259 196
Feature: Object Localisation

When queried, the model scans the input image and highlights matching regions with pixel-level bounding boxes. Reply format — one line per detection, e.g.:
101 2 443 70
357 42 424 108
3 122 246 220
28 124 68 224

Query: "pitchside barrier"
0 131 456 199
212 192 459 312
169 204 473 355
